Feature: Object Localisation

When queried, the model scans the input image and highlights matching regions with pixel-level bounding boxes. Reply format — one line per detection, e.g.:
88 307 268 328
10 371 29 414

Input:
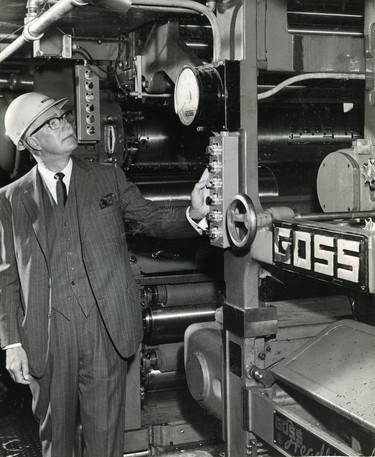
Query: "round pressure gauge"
174 66 200 126
174 64 224 127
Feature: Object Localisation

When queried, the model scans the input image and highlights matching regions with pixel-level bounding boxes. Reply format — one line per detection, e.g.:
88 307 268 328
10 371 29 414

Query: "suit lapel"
72 157 95 238
20 167 49 264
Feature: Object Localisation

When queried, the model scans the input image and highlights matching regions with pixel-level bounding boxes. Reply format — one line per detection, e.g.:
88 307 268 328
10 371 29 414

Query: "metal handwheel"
226 193 257 249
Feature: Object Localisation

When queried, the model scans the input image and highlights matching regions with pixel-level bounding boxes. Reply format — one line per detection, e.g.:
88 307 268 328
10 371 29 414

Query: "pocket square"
99 193 117 209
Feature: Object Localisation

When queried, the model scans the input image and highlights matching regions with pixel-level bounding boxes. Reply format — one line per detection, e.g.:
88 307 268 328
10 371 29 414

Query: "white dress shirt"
37 158 73 203
186 207 208 235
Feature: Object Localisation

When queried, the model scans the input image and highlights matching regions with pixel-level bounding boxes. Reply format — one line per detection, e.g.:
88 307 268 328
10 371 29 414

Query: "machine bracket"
223 304 278 338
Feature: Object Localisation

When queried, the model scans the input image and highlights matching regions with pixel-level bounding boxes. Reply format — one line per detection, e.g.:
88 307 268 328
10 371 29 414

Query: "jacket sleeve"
114 166 198 239
0 193 22 348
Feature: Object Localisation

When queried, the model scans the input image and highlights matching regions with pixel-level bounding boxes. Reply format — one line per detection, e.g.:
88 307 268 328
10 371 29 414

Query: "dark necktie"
54 172 67 207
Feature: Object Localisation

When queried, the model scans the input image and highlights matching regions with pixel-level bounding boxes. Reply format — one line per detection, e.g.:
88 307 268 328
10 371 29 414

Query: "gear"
362 160 375 188
364 218 375 231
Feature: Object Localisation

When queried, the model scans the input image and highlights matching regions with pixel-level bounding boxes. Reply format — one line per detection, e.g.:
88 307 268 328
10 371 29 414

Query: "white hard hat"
4 92 68 150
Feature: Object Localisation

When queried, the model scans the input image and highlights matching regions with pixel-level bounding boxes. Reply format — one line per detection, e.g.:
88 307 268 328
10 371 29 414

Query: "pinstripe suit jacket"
0 157 197 377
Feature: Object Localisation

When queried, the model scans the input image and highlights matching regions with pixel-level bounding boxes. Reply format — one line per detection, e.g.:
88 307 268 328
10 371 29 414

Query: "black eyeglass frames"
29 110 75 136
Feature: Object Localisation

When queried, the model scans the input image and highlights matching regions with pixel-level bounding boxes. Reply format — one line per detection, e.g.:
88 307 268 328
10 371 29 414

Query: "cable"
37 0 50 16
114 72 127 95
0 25 25 43
72 46 114 76
73 49 90 61
74 46 94 61
257 72 365 100
75 37 128 86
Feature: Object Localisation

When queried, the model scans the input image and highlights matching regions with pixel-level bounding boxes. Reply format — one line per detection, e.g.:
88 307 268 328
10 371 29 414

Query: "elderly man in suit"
0 92 209 457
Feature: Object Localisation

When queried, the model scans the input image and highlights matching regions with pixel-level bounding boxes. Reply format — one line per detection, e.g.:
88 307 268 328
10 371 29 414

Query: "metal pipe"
143 282 221 307
143 305 216 344
123 452 151 457
288 11 363 19
0 0 88 64
131 4 197 14
0 33 20 42
147 342 184 372
0 74 34 91
258 72 365 100
131 0 221 62
0 0 220 64
143 369 186 391
0 35 30 64
26 0 88 36
297 210 375 221
128 91 172 98
287 8 363 37
288 28 363 37
26 0 44 22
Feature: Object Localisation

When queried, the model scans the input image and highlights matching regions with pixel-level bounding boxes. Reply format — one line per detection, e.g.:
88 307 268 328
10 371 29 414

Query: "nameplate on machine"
272 221 367 292
273 410 347 456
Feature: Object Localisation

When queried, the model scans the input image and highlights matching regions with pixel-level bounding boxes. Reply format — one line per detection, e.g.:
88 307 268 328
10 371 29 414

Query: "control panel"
75 64 100 142
206 133 239 248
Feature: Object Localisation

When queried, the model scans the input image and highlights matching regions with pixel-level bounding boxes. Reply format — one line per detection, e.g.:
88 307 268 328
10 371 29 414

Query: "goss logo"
274 411 345 456
273 222 365 289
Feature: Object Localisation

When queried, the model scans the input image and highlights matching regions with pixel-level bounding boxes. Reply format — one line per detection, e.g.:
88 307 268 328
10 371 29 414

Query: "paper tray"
271 319 375 434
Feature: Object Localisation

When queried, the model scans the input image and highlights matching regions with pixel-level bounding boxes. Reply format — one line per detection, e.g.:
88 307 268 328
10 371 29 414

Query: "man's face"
27 105 78 158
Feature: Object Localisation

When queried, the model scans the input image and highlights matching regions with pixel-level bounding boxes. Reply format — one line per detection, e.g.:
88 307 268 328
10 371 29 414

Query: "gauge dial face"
174 67 200 126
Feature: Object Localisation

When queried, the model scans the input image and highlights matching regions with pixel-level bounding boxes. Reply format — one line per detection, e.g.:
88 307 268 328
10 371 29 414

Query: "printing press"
0 1 375 456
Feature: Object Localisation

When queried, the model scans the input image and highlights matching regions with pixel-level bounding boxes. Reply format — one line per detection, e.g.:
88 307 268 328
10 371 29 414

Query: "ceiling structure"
0 0 163 41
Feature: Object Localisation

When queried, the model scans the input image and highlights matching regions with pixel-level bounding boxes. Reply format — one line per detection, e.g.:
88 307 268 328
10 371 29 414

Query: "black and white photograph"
0 1 374 456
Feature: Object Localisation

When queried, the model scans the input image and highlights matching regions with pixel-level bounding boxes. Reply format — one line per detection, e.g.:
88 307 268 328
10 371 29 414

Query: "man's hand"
190 168 210 221
6 346 31 384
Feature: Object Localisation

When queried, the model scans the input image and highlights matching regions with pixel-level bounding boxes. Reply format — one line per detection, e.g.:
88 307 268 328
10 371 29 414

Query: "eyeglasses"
29 110 74 136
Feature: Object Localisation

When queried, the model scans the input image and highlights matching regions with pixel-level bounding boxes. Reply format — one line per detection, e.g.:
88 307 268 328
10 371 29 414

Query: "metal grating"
0 410 41 457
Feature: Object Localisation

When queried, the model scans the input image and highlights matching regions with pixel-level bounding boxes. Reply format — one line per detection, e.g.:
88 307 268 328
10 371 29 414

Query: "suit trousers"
29 302 127 457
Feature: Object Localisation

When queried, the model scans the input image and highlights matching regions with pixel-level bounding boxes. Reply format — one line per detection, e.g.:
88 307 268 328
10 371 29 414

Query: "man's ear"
23 136 41 151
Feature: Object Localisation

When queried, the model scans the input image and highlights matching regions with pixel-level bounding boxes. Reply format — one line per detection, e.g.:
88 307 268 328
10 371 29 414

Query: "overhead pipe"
131 0 221 62
0 33 20 42
25 0 45 22
0 0 220 64
131 5 198 14
0 0 88 64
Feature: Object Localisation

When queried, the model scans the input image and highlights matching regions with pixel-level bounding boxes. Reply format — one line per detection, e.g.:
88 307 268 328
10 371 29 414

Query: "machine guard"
270 319 375 435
